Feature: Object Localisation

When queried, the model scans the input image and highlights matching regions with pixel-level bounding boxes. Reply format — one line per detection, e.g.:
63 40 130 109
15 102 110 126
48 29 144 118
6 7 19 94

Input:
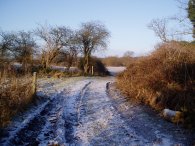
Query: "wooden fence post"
91 66 94 76
32 72 37 95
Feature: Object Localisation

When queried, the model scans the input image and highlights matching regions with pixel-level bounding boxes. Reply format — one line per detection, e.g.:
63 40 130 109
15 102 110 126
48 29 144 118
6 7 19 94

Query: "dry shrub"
0 72 35 127
117 41 195 127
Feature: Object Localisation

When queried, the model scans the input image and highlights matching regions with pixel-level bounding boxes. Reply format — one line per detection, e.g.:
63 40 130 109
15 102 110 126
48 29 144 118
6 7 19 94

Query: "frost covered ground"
0 67 195 145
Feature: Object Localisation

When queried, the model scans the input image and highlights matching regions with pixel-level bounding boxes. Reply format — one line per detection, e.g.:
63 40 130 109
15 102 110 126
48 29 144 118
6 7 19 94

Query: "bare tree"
149 1 195 42
148 18 169 42
13 31 36 72
0 31 16 76
61 30 79 71
171 0 194 39
64 47 78 71
0 30 36 73
52 26 79 71
36 25 72 69
0 31 16 62
187 0 195 39
76 21 110 74
54 30 79 72
56 46 78 71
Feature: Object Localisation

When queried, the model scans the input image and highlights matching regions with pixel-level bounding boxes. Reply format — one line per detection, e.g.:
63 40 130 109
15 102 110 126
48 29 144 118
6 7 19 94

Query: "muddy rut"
0 77 194 146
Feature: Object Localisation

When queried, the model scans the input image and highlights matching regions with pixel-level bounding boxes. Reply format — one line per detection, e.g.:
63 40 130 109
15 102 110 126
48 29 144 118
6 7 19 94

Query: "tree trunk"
45 58 49 69
22 60 28 73
66 54 74 72
84 55 90 75
42 59 49 69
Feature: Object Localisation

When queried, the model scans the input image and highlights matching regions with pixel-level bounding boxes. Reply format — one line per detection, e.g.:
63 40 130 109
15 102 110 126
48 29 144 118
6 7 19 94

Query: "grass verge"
0 74 35 127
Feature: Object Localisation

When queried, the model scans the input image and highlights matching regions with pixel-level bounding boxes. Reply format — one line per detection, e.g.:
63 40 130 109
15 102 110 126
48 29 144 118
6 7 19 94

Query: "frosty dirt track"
0 76 195 146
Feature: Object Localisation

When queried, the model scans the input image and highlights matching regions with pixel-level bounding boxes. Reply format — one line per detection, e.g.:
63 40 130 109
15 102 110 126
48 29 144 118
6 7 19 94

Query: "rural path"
0 75 195 145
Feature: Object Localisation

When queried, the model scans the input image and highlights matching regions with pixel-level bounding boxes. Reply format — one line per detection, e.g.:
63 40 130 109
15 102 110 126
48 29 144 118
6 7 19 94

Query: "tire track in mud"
64 81 91 145
74 79 145 145
0 99 49 146
0 78 92 146
8 91 66 146
1 79 68 146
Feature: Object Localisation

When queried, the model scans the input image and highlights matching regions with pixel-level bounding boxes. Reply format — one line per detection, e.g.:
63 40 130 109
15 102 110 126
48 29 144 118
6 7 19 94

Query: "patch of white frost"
107 66 126 76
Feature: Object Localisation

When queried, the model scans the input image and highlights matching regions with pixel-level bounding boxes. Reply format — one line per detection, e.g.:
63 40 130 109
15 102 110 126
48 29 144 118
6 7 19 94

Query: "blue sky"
0 0 188 57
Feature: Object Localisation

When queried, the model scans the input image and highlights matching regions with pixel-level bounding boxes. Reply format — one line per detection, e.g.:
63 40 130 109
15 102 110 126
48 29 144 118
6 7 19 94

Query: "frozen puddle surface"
0 77 194 145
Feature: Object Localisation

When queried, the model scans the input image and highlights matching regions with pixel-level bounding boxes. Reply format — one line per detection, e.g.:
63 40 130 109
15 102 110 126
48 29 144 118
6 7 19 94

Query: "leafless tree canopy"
76 22 110 74
36 25 75 69
0 31 16 62
149 0 195 42
14 31 36 72
148 19 169 42
1 22 110 73
0 31 36 72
